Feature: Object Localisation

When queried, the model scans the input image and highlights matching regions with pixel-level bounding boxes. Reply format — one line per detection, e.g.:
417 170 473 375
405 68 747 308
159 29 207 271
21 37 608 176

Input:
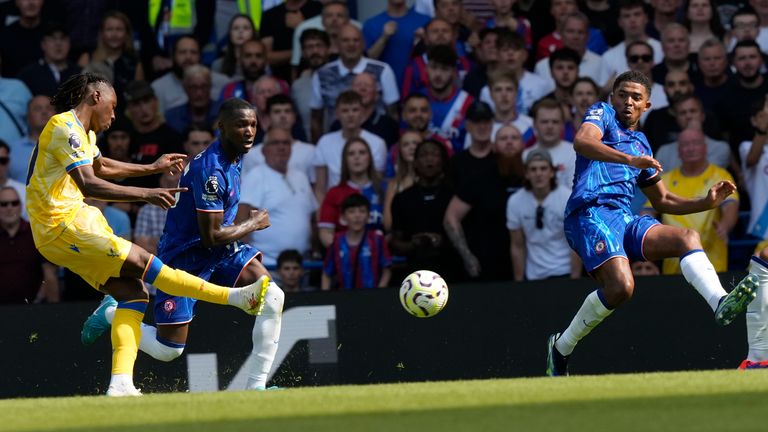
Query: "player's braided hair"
50 72 112 113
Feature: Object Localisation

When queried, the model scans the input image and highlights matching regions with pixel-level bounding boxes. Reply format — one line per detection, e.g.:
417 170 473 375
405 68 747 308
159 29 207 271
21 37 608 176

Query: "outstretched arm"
69 164 183 208
643 179 736 215
93 153 187 179
574 123 662 171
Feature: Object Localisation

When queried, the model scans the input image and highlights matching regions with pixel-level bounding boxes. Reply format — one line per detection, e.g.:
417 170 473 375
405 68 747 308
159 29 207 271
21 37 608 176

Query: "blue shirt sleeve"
192 163 226 212
582 102 610 135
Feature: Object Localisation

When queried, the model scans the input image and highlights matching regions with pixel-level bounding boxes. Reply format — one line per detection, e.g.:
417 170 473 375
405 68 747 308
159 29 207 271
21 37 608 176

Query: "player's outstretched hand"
250 208 271 231
629 155 662 172
705 180 736 208
152 153 187 176
147 187 187 209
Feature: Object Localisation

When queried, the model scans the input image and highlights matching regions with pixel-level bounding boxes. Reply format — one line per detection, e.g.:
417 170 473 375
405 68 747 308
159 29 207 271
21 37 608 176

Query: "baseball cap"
465 101 494 122
525 148 554 166
124 80 155 104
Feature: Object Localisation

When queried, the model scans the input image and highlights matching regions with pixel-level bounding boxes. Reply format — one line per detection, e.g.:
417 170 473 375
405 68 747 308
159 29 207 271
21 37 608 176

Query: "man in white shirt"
534 12 602 83
522 99 576 189
238 127 317 267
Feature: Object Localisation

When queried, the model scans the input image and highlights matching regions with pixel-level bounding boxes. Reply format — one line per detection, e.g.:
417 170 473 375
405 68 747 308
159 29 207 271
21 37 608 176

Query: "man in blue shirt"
83 99 285 390
546 71 758 376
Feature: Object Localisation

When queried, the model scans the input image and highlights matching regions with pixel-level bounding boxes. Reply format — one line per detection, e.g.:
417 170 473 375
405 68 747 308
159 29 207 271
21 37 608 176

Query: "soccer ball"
399 270 449 318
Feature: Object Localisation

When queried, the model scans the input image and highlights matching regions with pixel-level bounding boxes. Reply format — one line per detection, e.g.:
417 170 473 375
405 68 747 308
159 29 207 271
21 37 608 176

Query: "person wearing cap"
123 80 184 189
506 148 580 281
546 70 750 377
18 22 81 97
444 101 511 281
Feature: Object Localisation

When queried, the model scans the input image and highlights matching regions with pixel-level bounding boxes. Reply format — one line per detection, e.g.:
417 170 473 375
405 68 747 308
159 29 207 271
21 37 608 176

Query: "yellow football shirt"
26 110 100 247
644 164 738 274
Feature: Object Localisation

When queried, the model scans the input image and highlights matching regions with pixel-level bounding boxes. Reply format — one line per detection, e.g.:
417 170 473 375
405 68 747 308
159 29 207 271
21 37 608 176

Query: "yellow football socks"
142 255 230 305
111 300 148 375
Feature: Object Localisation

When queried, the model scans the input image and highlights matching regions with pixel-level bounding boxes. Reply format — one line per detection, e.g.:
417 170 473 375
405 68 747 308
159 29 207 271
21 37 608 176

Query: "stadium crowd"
2 0 768 301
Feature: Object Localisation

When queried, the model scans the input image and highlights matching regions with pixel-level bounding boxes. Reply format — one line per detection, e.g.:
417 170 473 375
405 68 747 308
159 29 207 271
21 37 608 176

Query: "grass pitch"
2 370 767 432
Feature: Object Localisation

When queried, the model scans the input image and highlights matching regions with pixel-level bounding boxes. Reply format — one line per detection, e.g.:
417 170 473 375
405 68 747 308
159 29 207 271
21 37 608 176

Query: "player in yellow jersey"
27 73 269 396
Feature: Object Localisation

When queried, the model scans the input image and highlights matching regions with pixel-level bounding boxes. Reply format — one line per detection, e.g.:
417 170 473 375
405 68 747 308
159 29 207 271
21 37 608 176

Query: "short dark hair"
266 94 295 113
277 249 303 268
612 70 652 98
618 0 646 13
403 92 430 106
731 5 759 29
426 44 458 67
336 89 363 107
495 28 525 51
183 124 214 141
219 98 255 122
341 193 370 212
531 98 564 120
300 28 330 47
671 92 702 112
572 77 599 96
478 27 501 42
733 39 762 55
625 40 654 58
172 34 198 55
549 47 581 69
414 138 449 176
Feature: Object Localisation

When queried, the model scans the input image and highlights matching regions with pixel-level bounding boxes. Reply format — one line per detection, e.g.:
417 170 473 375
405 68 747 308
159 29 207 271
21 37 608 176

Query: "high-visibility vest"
148 0 196 34
237 0 262 32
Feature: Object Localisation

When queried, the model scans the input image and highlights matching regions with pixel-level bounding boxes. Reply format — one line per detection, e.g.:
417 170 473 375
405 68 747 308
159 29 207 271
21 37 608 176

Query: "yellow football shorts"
37 205 132 290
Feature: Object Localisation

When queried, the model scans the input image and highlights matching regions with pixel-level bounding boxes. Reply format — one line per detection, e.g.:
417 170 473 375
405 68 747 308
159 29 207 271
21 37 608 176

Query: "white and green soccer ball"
399 270 449 318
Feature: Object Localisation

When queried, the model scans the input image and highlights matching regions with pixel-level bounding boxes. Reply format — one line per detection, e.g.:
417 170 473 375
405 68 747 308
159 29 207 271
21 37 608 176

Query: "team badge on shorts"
163 298 177 313
595 240 606 254
68 133 81 150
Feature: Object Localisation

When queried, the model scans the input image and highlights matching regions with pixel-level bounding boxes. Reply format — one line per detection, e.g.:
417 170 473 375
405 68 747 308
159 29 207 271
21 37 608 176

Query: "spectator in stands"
535 48 581 139
655 94 731 170
123 80 184 188
726 6 761 52
239 127 318 267
182 124 214 158
275 249 308 293
569 77 600 133
245 95 315 180
317 137 385 248
599 0 663 87
164 65 219 134
739 95 768 240
433 0 474 57
631 260 661 276
212 14 257 78
421 44 474 153
314 91 387 201
260 0 323 82
651 23 698 85
151 36 232 111
643 127 738 274
363 0 431 87
647 0 682 40
291 1 360 71
218 39 269 104
537 0 607 60
523 99 576 189
752 0 768 53
694 39 732 115
322 193 392 290
80 11 143 111
683 0 725 54
0 55 32 145
0 0 45 78
309 24 400 143
534 13 603 84
581 0 621 47
0 185 59 304
293 29 331 140
480 29 552 116
644 69 696 148
718 40 768 150
18 22 80 98
331 72 399 148
444 101 511 281
507 148 579 281
485 0 532 49
397 92 452 165
462 27 500 98
624 41 669 126
482 68 534 147
494 124 526 195
391 138 459 279
0 140 27 220
8 95 52 183
403 18 472 98
383 130 420 231
133 169 178 256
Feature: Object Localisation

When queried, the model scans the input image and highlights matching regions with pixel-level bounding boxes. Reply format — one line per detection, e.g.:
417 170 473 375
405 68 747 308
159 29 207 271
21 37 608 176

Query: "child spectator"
322 193 392 290
275 249 308 293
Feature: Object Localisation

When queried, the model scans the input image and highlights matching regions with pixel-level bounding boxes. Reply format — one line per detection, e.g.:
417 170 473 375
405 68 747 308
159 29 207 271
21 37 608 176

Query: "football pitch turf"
2 370 767 432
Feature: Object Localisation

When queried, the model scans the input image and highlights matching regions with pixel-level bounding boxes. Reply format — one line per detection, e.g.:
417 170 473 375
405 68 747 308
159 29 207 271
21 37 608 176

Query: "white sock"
105 304 183 361
108 373 134 388
246 282 284 390
747 258 768 361
555 290 613 356
679 250 727 312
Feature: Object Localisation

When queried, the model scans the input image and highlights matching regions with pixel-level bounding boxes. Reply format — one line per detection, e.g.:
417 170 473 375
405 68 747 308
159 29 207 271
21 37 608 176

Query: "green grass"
3 370 768 432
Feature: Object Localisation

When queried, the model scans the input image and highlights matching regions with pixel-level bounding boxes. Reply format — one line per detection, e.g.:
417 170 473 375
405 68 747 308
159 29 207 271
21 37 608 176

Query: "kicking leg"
235 260 284 390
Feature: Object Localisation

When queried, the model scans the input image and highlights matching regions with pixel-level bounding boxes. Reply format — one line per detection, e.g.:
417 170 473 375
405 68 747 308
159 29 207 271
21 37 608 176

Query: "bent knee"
681 228 702 250
156 344 185 362
604 280 634 306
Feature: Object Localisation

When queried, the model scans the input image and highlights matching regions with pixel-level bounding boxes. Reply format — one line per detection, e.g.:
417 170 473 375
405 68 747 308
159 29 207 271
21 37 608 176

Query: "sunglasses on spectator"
628 54 653 64
0 200 20 207
0 157 9 165
536 205 544 229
